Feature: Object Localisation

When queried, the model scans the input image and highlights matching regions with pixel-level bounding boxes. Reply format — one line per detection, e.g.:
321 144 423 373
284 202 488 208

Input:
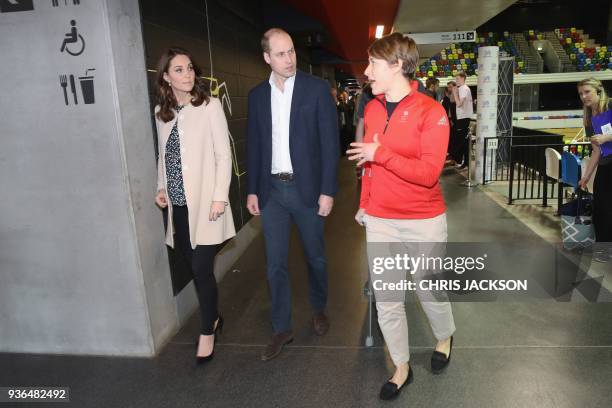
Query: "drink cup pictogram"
79 68 96 104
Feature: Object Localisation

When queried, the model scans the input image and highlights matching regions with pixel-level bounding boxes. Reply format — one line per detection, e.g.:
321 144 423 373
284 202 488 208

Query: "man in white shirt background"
452 72 473 169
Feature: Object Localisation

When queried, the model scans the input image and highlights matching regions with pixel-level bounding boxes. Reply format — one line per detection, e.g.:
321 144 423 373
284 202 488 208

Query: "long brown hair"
155 47 210 122
577 78 609 128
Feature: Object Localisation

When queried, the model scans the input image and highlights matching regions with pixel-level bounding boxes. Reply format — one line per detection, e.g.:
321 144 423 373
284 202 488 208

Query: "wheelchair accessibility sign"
60 19 85 56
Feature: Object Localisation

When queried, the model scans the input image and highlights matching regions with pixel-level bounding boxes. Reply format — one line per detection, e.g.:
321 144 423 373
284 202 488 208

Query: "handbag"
560 192 595 250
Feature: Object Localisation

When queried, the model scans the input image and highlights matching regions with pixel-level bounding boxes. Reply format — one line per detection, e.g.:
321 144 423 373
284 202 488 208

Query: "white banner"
475 46 499 185
408 31 476 45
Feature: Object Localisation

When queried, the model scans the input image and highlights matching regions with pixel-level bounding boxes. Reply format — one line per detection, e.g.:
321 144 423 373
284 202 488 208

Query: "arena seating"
554 27 612 72
417 28 611 78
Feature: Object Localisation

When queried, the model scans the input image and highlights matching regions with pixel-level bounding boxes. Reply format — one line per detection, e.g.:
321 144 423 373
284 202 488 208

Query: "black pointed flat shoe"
379 365 413 401
431 336 453 374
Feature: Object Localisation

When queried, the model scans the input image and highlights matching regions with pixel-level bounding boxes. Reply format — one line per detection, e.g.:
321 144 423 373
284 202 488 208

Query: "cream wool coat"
156 97 236 248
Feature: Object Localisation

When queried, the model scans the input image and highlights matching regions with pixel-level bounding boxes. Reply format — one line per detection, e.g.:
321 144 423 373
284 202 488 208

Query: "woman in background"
154 47 235 363
578 78 612 263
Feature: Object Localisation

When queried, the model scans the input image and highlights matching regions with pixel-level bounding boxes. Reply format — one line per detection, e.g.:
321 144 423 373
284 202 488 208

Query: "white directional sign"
407 31 476 45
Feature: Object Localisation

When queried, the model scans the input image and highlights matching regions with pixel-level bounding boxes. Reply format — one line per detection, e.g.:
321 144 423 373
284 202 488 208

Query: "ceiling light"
375 25 384 39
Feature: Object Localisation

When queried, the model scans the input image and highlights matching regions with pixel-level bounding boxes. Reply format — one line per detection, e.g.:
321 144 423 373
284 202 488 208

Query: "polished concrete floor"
2 161 611 408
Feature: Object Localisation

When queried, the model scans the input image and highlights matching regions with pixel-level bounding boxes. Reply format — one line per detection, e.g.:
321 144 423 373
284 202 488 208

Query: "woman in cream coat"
154 47 235 364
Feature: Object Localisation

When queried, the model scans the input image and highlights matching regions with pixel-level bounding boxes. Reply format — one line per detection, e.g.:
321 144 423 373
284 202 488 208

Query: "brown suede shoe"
261 331 294 361
312 312 330 336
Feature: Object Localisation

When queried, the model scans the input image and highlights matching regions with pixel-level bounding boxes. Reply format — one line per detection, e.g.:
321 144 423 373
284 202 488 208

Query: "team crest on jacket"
399 110 409 122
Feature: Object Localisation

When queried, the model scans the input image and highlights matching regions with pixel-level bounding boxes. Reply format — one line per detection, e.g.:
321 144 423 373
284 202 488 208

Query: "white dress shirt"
270 72 295 174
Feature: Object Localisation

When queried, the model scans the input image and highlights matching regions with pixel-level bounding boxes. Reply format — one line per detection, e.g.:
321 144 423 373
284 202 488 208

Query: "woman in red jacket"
348 33 455 401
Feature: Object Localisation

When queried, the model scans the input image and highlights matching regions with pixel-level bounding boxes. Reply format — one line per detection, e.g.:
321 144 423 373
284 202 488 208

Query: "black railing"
507 141 590 205
481 137 511 183
480 130 591 206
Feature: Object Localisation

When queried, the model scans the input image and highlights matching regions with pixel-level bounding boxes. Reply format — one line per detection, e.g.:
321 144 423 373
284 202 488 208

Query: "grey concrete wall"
0 0 176 356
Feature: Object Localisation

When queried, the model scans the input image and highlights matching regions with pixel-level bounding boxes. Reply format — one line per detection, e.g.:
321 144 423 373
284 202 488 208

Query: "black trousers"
447 124 457 160
172 205 219 335
455 118 471 165
593 162 612 243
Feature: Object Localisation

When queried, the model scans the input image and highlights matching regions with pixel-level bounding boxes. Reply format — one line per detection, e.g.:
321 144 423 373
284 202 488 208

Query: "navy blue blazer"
246 70 340 208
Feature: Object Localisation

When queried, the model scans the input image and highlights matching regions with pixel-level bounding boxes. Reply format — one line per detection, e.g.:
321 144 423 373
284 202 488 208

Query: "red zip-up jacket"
360 81 450 219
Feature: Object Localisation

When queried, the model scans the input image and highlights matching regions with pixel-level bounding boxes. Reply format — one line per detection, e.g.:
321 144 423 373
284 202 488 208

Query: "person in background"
425 77 440 101
352 88 362 136
342 90 355 128
337 90 348 155
577 78 612 263
331 86 344 147
353 83 375 180
355 82 374 143
154 47 235 365
338 90 355 155
442 81 458 164
347 32 455 401
451 72 473 169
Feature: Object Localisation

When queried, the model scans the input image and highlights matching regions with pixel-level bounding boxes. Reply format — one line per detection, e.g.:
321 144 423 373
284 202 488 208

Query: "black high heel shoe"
196 316 224 365
379 365 413 401
214 315 224 338
194 316 225 346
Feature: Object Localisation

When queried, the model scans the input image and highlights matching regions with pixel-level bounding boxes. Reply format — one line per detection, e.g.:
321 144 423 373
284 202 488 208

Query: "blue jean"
261 177 328 333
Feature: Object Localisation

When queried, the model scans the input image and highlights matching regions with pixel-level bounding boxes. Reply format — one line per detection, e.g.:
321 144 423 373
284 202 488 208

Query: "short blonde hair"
368 32 418 79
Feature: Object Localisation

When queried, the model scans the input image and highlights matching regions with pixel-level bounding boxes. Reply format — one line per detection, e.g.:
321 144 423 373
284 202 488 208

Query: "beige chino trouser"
363 212 456 366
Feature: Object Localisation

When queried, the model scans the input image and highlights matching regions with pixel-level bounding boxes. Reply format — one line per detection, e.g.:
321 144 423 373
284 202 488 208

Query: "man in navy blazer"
246 28 339 361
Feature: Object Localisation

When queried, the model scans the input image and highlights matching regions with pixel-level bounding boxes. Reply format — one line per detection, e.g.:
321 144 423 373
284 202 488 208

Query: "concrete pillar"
0 0 176 356
475 46 500 185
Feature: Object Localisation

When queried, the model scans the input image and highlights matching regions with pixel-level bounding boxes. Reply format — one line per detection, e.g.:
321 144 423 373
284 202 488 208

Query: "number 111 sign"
407 31 476 45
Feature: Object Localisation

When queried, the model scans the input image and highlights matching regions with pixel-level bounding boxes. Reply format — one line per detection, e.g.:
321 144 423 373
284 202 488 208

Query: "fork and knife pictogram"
59 74 78 105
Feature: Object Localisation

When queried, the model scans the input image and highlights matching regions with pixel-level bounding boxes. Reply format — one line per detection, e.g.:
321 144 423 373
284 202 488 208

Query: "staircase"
511 33 543 74
544 31 575 72
576 30 597 47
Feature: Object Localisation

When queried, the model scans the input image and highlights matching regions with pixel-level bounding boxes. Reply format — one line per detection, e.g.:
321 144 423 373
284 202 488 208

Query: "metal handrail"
481 136 592 205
